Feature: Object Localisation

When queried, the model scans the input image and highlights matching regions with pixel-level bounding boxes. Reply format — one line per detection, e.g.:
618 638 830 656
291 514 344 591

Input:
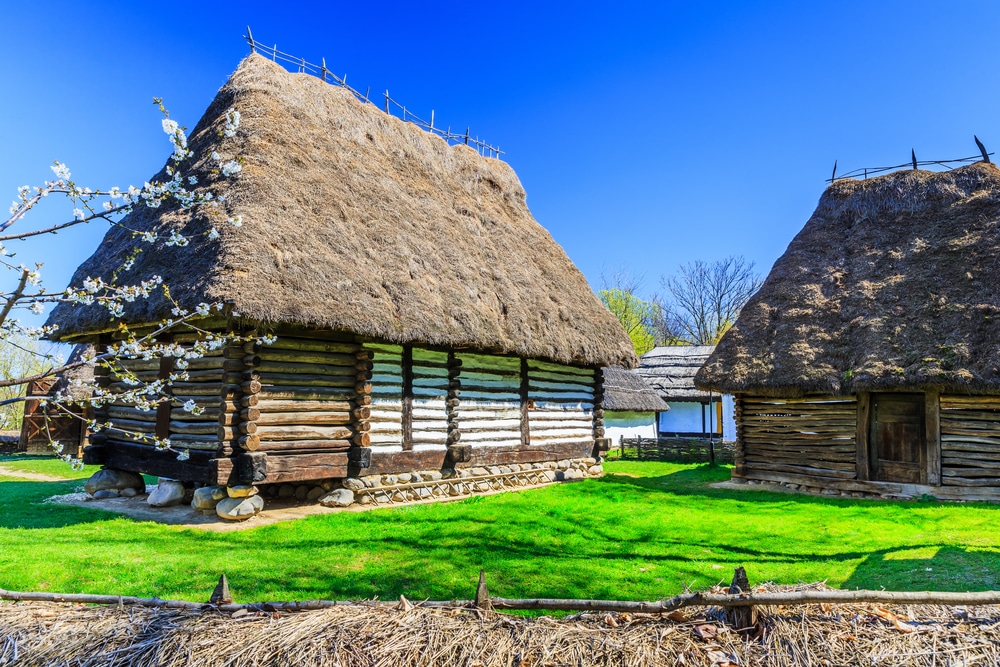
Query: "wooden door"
869 393 925 484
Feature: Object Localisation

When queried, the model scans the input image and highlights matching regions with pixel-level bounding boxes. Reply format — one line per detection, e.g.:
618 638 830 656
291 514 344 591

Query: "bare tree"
653 256 763 345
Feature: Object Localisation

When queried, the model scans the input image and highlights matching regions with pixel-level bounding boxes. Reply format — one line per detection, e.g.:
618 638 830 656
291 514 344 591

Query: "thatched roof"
697 162 1000 396
637 346 717 401
51 344 96 401
602 366 669 412
47 55 635 369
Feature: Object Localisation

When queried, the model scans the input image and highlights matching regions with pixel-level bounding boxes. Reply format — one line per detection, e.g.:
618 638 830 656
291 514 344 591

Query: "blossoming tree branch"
3 101 264 466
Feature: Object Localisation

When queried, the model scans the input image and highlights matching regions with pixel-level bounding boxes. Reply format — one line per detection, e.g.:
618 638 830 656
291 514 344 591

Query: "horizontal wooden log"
102 440 218 484
743 462 856 480
254 387 357 402
242 380 262 394
253 411 353 426
941 437 1000 450
526 359 594 377
250 349 361 367
256 373 356 388
255 424 354 441
251 338 359 355
169 421 219 435
169 408 221 422
257 451 350 483
104 418 157 434
941 396 1000 410
106 406 158 422
353 433 371 447
256 439 352 453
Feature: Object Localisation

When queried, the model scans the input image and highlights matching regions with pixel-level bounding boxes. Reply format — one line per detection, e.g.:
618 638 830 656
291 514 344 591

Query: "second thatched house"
637 346 735 440
46 54 635 503
600 366 668 442
697 161 1000 500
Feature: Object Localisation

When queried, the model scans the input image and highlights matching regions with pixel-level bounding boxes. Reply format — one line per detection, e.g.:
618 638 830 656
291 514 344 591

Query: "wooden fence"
614 436 735 464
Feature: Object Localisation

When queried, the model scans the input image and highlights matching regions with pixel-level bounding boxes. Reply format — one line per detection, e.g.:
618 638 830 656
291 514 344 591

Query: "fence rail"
244 27 504 160
615 436 735 464
829 138 993 183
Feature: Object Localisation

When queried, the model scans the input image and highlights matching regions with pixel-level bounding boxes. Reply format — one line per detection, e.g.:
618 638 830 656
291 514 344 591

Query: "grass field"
1 456 999 603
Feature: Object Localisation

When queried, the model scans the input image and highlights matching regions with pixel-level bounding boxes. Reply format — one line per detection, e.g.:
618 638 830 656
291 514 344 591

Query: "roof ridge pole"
320 57 327 83
975 135 991 163
385 90 390 114
245 26 256 53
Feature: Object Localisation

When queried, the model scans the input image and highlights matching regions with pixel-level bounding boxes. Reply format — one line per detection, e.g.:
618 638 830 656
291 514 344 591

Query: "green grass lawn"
1 459 999 603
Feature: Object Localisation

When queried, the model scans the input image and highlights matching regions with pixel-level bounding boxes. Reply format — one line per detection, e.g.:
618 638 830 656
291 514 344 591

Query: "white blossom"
165 230 189 247
229 215 243 227
207 227 220 240
29 302 44 315
221 161 242 177
224 109 241 137
162 118 179 135
73 208 85 221
50 162 71 181
182 399 197 412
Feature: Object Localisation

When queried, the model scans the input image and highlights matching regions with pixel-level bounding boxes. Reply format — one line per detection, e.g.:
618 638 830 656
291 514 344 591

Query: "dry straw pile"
3 584 1000 666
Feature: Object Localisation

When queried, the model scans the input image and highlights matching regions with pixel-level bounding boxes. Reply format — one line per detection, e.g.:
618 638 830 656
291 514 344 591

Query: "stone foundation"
260 457 604 509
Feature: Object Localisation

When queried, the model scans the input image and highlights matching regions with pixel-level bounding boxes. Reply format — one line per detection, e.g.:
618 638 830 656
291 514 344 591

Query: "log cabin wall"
738 396 859 483
364 342 405 449
939 395 1000 487
90 333 229 483
410 348 450 451
242 334 361 483
526 359 596 449
456 352 524 448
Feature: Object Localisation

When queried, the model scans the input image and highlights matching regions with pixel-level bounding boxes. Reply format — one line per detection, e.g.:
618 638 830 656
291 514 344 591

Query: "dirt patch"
48 480 557 532
0 464 72 483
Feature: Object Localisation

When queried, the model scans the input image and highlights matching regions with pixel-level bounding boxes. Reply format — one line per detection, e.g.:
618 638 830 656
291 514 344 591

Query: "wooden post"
209 573 232 605
593 367 605 440
925 389 941 486
732 395 746 478
519 357 530 447
353 348 373 466
724 567 757 630
401 345 413 451
474 569 492 610
447 351 464 459
856 392 871 481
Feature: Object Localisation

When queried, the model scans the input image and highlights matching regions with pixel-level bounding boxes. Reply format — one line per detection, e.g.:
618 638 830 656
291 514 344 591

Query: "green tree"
597 269 659 355
0 334 55 431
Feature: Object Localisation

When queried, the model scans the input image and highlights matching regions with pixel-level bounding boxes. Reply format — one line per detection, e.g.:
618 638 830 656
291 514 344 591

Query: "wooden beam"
926 389 941 486
519 357 530 447
401 345 413 451
855 392 870 481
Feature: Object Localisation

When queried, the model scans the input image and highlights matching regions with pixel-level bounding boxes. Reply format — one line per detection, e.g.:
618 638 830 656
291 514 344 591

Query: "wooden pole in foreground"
5 586 1000 615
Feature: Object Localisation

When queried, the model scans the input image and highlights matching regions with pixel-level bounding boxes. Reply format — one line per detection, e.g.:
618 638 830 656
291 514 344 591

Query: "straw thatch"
602 366 669 412
697 162 1000 396
638 346 717 400
51 344 96 401
46 54 635 369
4 584 1000 666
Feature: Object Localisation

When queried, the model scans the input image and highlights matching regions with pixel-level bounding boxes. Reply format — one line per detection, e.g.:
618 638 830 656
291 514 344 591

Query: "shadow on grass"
844 545 1000 591
0 479 126 529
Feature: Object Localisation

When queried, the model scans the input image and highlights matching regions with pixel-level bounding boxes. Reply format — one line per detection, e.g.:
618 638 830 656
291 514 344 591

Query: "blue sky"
4 0 1000 322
